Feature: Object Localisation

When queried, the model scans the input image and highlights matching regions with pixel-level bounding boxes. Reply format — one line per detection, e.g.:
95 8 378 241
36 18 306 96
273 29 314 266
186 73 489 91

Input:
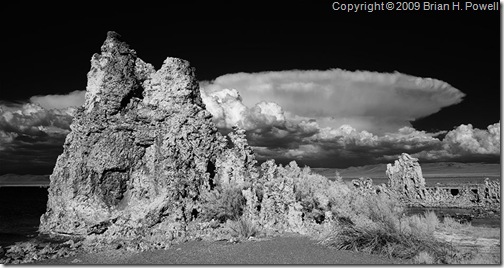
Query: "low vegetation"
196 153 499 264
321 192 456 263
201 184 247 223
227 217 261 241
321 190 500 264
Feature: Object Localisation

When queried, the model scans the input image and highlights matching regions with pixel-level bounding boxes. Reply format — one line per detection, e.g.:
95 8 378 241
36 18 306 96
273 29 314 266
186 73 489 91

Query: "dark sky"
0 1 500 174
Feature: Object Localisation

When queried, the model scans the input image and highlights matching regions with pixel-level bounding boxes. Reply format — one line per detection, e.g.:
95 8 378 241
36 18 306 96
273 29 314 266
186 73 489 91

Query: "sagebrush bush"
322 189 457 263
322 222 451 262
267 161 350 224
423 211 440 231
440 215 468 230
413 251 435 264
399 211 439 238
228 217 260 239
201 185 246 222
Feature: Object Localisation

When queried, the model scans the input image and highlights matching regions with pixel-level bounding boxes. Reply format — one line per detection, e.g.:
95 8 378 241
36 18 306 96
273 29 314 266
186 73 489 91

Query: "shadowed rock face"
39 31 226 238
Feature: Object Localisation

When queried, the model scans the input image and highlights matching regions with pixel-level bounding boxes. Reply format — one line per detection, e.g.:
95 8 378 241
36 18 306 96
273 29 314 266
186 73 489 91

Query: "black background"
1 1 500 132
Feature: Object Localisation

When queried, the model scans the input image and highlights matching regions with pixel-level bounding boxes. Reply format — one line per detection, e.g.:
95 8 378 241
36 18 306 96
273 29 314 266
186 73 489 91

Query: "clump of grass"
323 192 457 263
453 253 501 264
441 215 467 229
228 217 260 240
324 223 452 262
201 185 246 222
399 211 439 238
413 251 435 264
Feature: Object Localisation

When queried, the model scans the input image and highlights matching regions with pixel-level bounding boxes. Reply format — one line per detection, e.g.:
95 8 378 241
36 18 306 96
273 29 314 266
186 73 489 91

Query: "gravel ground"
32 234 401 265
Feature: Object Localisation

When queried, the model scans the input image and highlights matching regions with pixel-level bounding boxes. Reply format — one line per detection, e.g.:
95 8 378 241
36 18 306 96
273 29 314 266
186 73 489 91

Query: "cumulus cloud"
201 69 465 134
30 90 85 110
199 69 498 167
442 123 500 155
0 92 79 174
410 122 501 162
0 69 497 174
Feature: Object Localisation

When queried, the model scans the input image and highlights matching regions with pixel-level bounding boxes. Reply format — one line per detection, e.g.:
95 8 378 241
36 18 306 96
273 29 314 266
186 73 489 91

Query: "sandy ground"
30 234 400 265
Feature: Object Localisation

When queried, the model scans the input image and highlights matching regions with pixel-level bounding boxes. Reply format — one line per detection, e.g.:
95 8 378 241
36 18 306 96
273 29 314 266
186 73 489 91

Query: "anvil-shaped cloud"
201 69 466 134
200 69 498 167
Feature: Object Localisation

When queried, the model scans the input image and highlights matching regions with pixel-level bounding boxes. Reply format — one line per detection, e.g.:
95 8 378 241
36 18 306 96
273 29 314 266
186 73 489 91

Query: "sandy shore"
30 234 399 265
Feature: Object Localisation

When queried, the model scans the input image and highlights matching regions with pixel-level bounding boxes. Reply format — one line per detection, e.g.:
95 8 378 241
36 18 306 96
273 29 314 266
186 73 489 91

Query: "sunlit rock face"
386 153 427 200
385 153 500 210
39 31 227 239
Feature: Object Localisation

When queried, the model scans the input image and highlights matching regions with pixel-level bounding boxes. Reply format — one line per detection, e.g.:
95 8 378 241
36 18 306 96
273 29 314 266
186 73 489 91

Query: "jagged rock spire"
39 32 227 243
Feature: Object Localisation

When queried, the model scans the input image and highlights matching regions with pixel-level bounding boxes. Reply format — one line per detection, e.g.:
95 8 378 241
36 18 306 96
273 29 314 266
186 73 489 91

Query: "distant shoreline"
0 184 49 188
0 175 501 188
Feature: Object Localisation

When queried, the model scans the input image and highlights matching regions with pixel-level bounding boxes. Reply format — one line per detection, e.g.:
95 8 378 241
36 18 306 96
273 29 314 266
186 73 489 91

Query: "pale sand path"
32 234 400 265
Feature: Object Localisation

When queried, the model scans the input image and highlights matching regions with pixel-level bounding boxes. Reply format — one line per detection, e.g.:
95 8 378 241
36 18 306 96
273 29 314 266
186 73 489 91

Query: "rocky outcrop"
386 153 500 210
215 126 258 187
242 160 305 233
386 153 427 200
351 177 374 193
39 32 227 242
38 31 345 249
479 178 500 207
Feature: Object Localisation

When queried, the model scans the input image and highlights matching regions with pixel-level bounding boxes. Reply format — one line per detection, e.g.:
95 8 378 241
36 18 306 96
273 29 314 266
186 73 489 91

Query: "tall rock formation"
39 32 226 241
386 153 426 200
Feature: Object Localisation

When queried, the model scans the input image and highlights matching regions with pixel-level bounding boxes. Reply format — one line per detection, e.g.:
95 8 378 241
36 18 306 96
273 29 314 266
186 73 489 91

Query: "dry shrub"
413 251 435 264
228 217 260 240
322 191 456 263
322 223 451 262
400 211 439 238
456 253 501 264
276 162 350 223
441 215 459 228
201 185 246 222
423 210 440 230
333 192 403 233
440 215 472 231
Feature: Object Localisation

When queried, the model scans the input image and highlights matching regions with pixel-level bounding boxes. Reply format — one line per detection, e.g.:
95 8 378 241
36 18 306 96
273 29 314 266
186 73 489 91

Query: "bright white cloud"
200 88 287 131
0 102 74 151
30 90 85 110
201 69 465 134
199 72 498 167
441 122 500 155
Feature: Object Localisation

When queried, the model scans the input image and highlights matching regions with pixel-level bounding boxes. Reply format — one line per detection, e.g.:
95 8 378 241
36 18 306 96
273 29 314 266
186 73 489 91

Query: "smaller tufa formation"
215 126 258 187
386 153 426 200
351 177 374 193
242 160 305 233
385 153 500 210
473 178 500 209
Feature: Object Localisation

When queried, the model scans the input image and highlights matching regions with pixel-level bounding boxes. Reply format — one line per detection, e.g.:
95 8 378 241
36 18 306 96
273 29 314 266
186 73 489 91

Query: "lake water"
406 207 501 228
0 187 48 247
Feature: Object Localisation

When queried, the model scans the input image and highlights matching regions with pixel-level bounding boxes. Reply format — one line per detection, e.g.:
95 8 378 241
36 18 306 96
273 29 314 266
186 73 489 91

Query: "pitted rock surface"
385 154 500 209
386 153 427 200
39 32 226 240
